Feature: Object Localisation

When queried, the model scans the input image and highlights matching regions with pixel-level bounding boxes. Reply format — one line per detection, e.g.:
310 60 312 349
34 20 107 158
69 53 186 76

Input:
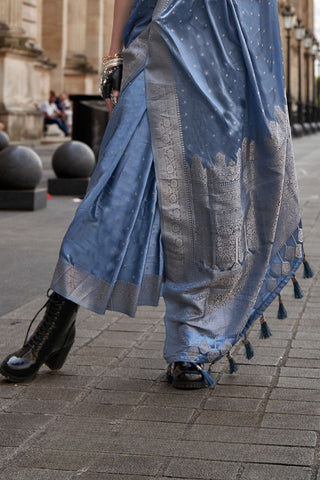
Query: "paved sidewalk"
0 134 319 480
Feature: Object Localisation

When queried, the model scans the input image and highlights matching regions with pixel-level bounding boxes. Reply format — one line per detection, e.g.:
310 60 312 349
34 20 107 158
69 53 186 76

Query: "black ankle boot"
170 362 206 389
0 292 78 382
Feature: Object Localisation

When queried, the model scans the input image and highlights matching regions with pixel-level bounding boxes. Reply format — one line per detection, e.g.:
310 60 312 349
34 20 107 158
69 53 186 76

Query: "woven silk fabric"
51 0 303 365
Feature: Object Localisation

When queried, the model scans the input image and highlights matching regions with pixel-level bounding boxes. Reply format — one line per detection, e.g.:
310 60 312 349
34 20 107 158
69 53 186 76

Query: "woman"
0 0 303 389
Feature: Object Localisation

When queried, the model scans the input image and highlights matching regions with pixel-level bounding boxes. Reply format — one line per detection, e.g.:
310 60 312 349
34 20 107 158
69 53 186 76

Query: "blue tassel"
192 363 216 388
243 338 254 360
166 363 173 383
292 276 304 299
303 257 314 279
227 353 238 374
260 316 272 339
277 295 287 319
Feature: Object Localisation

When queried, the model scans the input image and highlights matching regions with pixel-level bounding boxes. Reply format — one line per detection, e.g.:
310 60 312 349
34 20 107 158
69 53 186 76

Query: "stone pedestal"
48 178 89 196
0 187 47 210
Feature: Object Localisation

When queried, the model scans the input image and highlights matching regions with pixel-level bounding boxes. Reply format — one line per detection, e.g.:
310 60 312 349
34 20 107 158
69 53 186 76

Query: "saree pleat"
51 0 303 365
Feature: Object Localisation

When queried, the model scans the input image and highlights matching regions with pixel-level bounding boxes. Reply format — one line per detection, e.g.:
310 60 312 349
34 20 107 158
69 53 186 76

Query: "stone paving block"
0 412 51 431
236 345 286 357
0 468 73 480
225 365 277 377
108 322 150 332
19 386 83 401
203 396 262 412
280 366 320 378
266 399 320 415
143 392 205 408
129 405 195 423
219 374 273 387
195 411 260 427
0 428 31 447
185 424 316 447
119 357 167 370
292 339 320 349
0 296 45 320
88 331 141 348
55 364 106 377
80 475 155 480
296 331 320 340
164 458 240 479
101 366 162 380
133 340 164 350
89 453 165 476
14 448 99 471
63 402 133 419
74 346 124 358
74 327 102 338
127 348 165 359
117 419 187 439
6 398 69 415
285 357 320 368
261 413 320 430
288 348 320 360
212 385 268 399
241 463 312 480
83 389 144 406
51 416 120 435
95 377 152 392
30 431 120 454
66 354 114 367
277 376 320 389
232 355 281 367
270 387 320 402
32 372 95 387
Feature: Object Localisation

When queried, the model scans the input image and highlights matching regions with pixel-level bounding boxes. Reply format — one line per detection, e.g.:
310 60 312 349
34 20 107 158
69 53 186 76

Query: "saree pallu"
51 0 303 365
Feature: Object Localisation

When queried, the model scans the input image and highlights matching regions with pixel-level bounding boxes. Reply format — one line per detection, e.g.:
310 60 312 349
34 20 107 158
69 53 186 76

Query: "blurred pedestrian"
39 91 70 137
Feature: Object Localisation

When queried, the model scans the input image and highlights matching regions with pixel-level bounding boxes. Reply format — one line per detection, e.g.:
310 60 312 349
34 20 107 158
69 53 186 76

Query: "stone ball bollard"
52 140 95 179
0 145 43 190
0 131 10 151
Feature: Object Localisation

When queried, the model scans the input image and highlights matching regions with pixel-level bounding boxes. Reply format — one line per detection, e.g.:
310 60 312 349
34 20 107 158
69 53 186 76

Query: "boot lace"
23 290 67 353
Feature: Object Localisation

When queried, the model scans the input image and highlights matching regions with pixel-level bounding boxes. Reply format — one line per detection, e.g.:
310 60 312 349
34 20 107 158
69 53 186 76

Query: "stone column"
64 0 96 94
0 0 23 35
42 0 68 94
86 0 104 73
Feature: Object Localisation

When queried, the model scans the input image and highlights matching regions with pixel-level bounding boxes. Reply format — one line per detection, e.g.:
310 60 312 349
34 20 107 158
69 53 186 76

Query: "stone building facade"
0 0 316 140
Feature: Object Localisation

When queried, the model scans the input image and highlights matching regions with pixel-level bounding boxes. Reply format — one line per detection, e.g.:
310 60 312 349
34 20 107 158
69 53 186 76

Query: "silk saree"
51 0 303 366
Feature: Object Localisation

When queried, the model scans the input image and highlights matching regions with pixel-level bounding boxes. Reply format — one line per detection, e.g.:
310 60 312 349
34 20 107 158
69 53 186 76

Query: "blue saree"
51 0 303 365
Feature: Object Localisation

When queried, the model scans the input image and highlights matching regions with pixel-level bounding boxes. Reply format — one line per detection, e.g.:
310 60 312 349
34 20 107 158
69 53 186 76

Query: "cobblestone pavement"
0 134 319 480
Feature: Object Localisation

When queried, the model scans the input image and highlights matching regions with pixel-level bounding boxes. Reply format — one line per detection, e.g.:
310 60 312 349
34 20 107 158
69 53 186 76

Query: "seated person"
58 92 73 134
39 91 69 136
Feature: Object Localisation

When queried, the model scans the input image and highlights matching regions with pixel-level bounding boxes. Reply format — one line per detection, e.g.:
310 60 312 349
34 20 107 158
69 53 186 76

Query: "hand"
100 63 123 114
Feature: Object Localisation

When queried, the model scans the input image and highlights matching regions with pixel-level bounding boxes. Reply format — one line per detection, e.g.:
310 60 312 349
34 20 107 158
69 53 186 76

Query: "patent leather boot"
0 292 78 382
170 362 206 389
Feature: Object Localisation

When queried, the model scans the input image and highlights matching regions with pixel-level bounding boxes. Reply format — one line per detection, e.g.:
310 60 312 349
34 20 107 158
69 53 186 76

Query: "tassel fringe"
260 316 272 339
243 337 254 360
291 276 304 299
303 256 314 279
227 353 238 374
277 294 288 319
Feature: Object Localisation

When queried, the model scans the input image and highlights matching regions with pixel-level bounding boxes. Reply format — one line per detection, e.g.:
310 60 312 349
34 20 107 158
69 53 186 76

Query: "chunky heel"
45 323 75 370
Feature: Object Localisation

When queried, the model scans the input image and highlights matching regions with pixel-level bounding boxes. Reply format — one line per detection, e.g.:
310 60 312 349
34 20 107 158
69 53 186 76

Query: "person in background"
58 92 73 134
39 90 69 137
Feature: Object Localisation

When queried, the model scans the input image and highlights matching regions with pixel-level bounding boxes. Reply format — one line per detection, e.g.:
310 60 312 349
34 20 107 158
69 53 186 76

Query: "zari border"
51 258 162 317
